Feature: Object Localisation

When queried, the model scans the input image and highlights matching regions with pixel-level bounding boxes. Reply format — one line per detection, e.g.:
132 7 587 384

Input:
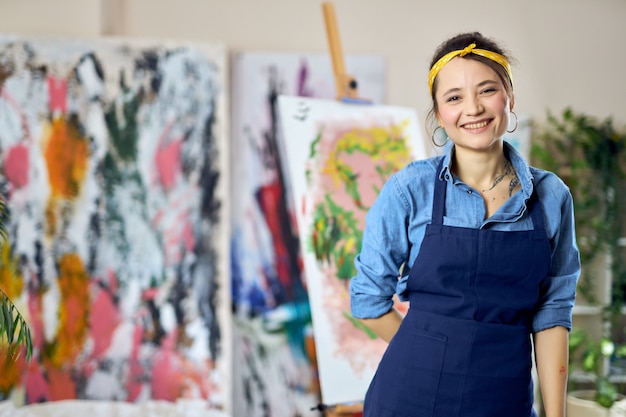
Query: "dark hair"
426 32 515 141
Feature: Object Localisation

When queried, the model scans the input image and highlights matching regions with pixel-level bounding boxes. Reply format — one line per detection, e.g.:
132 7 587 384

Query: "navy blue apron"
363 160 551 417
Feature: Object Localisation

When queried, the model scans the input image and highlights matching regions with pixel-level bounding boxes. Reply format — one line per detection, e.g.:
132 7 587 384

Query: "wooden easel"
321 2 370 104
323 403 364 417
314 3 367 416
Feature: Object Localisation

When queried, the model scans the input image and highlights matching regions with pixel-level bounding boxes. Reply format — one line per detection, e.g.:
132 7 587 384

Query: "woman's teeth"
464 121 488 129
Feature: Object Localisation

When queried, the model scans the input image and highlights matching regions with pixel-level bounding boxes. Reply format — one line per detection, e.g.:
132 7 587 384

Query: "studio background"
1 0 624 126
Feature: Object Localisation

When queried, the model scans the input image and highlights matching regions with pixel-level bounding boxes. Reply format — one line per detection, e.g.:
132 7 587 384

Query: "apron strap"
431 158 446 225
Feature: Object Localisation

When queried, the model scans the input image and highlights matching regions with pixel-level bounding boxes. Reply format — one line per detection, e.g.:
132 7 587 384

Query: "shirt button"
445 174 450 180
467 190 472 194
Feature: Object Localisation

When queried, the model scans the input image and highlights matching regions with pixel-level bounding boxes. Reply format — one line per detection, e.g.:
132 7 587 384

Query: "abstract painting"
0 35 229 408
229 52 385 416
277 95 426 406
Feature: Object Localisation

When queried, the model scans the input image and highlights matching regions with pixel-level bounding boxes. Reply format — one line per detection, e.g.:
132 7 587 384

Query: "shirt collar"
437 141 535 199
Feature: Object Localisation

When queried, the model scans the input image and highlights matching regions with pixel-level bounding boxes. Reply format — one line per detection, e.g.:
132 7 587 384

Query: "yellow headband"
428 43 513 95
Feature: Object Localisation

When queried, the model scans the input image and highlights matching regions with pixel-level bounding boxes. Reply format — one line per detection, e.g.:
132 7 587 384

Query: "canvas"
229 51 385 416
0 35 230 409
277 95 427 406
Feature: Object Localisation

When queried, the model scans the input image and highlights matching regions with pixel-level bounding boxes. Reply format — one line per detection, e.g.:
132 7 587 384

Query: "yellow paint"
0 346 25 396
0 243 23 301
0 244 26 395
41 116 89 239
46 253 90 369
43 116 89 200
322 121 412 188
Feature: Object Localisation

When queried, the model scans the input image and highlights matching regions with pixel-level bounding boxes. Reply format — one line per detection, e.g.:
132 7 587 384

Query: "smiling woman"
349 32 581 417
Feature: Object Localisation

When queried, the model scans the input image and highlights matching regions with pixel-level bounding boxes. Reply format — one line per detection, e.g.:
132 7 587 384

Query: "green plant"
531 108 626 309
0 197 33 361
532 108 626 409
569 326 625 408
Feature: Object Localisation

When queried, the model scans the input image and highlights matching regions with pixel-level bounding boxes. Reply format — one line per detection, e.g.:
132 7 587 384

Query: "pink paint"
106 269 119 294
25 362 51 403
89 287 120 359
47 75 67 114
27 290 45 352
83 361 96 379
151 210 164 227
182 221 195 252
4 143 30 189
151 332 181 401
125 325 145 401
142 287 159 300
154 138 182 190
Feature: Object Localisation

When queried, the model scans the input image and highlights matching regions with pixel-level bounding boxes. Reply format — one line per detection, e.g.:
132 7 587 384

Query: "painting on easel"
229 51 385 417
277 95 427 406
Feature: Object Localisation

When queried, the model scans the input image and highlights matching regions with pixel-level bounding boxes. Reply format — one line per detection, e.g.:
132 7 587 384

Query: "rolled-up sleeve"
350 175 411 319
533 181 580 333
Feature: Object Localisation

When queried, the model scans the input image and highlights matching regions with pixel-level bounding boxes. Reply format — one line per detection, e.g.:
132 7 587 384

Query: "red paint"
47 75 67 114
4 143 30 189
257 182 292 290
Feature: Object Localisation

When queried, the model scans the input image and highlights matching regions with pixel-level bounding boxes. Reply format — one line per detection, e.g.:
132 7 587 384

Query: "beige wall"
1 0 625 127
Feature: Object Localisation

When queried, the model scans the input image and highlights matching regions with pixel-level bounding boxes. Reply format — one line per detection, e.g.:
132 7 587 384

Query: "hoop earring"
431 126 448 147
507 111 518 133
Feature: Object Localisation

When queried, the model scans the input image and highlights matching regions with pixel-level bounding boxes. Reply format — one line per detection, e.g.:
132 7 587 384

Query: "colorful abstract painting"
229 52 384 416
0 35 229 408
277 95 426 406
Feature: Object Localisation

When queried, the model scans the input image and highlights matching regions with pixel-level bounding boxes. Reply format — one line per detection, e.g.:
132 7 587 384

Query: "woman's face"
434 57 513 152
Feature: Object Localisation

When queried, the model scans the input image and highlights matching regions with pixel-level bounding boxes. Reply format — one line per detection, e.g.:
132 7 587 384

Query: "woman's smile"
462 119 490 130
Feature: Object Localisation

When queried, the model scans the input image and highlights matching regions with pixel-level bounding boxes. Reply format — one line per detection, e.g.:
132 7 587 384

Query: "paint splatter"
3 144 30 190
43 116 89 200
44 253 90 369
0 36 225 406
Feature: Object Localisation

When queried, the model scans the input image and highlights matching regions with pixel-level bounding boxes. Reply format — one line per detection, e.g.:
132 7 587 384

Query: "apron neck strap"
432 159 447 225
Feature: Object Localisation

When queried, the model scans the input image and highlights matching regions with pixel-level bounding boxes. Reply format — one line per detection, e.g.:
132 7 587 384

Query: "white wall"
2 0 625 126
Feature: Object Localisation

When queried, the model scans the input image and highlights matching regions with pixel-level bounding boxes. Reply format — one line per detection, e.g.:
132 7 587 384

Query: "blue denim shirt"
350 142 580 332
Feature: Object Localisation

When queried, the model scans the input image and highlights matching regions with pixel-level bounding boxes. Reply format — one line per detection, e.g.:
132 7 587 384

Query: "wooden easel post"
314 3 368 415
325 403 364 417
321 2 368 103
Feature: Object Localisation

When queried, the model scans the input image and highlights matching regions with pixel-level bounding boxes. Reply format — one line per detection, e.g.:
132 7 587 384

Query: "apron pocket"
367 327 447 416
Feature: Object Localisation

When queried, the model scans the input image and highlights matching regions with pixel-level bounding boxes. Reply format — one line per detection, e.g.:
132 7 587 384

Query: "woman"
349 32 580 417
